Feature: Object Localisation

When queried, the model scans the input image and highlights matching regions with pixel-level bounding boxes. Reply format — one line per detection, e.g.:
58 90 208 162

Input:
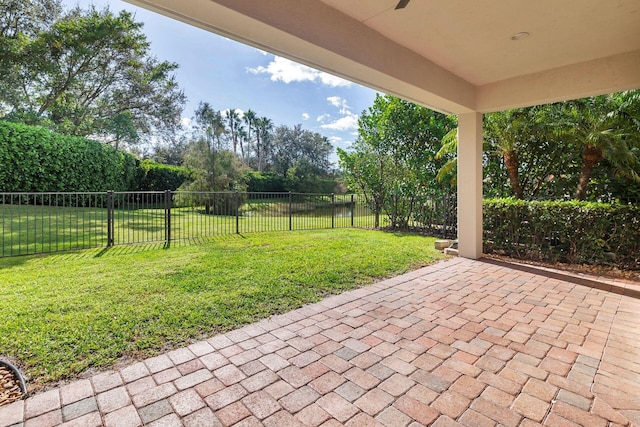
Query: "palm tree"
483 109 539 200
225 108 241 155
195 103 226 148
436 109 536 199
435 127 458 187
555 93 640 200
256 116 273 171
243 109 256 164
237 127 247 160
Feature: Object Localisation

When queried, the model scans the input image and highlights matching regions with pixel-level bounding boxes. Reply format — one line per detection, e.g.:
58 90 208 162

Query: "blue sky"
61 0 379 161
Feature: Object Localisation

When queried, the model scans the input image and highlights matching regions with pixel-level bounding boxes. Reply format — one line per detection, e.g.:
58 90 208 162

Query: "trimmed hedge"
483 198 640 269
245 171 340 194
138 160 191 191
0 121 140 192
245 171 287 193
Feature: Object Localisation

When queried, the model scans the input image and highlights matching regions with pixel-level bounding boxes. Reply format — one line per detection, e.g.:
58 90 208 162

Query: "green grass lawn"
0 229 445 387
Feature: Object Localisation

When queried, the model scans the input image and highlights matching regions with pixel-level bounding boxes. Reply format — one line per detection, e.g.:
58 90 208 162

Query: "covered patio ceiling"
125 0 640 115
125 0 640 259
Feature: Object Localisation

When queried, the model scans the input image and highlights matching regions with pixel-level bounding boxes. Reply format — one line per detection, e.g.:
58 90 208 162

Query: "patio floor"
2 257 640 427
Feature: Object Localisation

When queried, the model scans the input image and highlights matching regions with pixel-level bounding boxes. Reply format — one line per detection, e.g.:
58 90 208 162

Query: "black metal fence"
0 191 457 257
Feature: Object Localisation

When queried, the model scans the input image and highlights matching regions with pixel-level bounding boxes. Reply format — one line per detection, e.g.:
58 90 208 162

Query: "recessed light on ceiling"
511 32 530 41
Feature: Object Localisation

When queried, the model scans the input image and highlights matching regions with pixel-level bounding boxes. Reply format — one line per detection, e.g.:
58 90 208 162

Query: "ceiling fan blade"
395 0 410 9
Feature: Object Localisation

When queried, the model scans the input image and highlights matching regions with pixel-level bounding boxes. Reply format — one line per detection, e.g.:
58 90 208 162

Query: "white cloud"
319 96 359 131
318 73 352 88
328 136 343 144
326 96 353 115
321 113 358 131
302 113 310 120
316 113 331 123
247 56 352 87
327 96 348 109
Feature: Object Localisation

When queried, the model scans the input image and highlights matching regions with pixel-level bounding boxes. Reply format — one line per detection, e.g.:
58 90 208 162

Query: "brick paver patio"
2 257 640 426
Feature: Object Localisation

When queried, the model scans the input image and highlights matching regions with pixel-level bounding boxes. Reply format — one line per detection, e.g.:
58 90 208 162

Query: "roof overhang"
125 0 640 115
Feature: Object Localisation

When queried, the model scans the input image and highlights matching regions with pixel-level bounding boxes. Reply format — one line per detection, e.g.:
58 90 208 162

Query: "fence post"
351 194 354 227
107 191 114 247
235 191 240 234
331 193 335 229
442 193 448 239
289 192 293 231
165 190 171 245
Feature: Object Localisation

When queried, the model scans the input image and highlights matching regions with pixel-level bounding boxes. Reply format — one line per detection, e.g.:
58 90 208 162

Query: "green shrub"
245 171 339 194
245 171 287 193
138 160 191 191
483 198 640 269
0 120 140 192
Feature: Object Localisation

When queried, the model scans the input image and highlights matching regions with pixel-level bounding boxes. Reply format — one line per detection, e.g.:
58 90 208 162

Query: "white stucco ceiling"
322 0 640 85
126 0 640 115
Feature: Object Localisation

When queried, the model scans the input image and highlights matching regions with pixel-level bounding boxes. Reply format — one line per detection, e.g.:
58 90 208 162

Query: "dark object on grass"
0 360 26 406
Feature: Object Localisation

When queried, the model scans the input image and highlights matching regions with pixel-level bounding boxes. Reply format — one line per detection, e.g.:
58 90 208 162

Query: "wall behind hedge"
483 199 640 270
0 121 140 192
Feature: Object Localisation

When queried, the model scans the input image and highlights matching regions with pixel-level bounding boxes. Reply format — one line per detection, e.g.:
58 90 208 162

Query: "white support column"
457 112 483 259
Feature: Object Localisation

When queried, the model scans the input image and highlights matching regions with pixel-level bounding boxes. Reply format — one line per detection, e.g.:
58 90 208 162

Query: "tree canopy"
340 92 640 206
338 94 456 227
174 103 337 195
0 0 185 148
483 92 640 201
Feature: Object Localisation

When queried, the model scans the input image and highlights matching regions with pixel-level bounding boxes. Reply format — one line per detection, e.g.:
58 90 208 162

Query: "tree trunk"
575 145 604 200
256 133 262 171
504 151 523 199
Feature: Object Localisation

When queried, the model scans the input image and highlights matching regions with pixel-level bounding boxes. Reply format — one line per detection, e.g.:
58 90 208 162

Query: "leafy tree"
285 158 328 193
0 5 185 147
150 136 188 166
338 139 388 227
340 94 455 228
271 124 332 183
0 0 62 98
182 142 245 192
171 102 336 194
0 0 62 38
260 124 335 193
181 102 245 204
181 141 247 214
